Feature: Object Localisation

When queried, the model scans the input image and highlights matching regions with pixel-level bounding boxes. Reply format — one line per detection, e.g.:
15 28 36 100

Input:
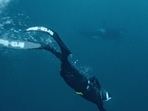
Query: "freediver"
0 26 111 111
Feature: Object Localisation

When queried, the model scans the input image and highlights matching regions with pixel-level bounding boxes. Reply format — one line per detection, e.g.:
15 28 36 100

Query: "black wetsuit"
38 31 106 111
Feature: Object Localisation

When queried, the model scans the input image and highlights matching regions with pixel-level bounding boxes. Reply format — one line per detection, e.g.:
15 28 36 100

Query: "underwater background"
0 0 148 111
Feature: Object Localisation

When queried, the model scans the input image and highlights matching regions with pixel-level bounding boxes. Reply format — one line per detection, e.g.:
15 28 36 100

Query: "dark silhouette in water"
0 26 111 111
80 27 125 41
79 20 126 41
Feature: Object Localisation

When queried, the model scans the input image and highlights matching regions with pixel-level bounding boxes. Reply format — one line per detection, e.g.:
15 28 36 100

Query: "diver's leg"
26 26 71 61
52 32 71 57
21 38 63 61
41 44 62 61
97 104 106 111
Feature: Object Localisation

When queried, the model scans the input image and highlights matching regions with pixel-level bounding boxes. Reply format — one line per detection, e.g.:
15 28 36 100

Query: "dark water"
0 0 148 111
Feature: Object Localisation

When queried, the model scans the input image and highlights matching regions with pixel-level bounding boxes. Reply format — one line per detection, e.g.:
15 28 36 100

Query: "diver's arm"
97 102 106 111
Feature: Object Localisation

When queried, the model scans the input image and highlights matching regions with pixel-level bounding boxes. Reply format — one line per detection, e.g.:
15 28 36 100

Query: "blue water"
0 0 148 111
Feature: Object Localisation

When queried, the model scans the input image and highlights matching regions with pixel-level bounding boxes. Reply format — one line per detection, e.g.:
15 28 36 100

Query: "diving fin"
26 26 71 55
0 38 41 49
